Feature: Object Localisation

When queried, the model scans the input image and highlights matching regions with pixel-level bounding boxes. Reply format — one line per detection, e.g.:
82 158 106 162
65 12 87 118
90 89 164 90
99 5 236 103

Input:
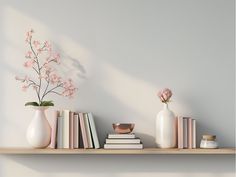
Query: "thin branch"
29 37 42 103
41 83 63 101
51 91 62 96
32 66 39 74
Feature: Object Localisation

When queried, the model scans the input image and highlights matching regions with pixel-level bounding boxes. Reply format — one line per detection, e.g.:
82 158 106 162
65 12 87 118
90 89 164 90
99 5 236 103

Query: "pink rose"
157 88 172 103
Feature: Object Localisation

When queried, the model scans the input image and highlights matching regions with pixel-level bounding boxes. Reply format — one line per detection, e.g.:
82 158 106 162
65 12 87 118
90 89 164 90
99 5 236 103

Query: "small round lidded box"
200 135 218 149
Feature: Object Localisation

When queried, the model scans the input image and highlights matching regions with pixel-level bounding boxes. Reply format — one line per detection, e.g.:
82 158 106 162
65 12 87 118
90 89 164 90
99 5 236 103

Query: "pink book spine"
49 110 59 148
183 118 188 148
188 118 193 149
192 119 196 148
177 116 183 149
79 113 89 148
69 112 74 149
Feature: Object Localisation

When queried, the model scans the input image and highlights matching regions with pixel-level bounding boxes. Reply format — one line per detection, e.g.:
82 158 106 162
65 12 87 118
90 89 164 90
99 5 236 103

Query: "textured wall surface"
0 0 234 177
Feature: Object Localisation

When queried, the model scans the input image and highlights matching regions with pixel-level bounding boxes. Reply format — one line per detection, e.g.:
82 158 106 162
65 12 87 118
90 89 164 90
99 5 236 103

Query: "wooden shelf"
0 148 234 155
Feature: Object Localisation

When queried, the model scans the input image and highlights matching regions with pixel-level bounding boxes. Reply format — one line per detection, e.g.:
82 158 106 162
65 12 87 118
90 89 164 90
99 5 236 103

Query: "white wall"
0 0 235 177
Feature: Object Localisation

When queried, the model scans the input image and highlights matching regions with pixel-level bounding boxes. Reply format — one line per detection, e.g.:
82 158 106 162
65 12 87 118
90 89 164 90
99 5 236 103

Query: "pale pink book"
69 112 74 149
183 118 188 148
79 113 89 148
192 119 196 148
187 118 193 149
177 116 183 149
49 110 59 148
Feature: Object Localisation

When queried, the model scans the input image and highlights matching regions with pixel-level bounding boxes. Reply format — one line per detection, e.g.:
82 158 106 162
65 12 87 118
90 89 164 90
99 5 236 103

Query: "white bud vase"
26 106 51 148
156 103 177 148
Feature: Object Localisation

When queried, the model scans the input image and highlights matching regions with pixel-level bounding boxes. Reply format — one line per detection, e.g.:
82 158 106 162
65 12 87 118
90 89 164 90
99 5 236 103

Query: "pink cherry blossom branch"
16 29 78 105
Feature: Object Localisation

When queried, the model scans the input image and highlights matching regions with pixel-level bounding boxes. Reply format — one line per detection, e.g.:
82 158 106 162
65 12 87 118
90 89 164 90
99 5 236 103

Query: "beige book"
62 110 70 148
84 113 93 148
177 116 184 149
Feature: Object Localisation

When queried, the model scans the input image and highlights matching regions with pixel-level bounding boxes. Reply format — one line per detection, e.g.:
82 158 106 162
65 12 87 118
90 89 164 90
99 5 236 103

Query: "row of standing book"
177 116 196 149
49 110 100 149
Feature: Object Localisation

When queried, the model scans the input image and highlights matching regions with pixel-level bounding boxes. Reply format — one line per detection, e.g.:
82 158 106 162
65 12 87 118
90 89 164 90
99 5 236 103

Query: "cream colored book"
108 134 135 139
62 110 70 148
177 116 184 149
106 138 140 144
104 144 143 149
84 113 93 148
88 113 100 149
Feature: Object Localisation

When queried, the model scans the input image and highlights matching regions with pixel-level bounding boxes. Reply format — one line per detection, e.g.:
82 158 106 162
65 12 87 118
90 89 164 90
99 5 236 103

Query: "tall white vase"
156 103 177 148
26 106 51 148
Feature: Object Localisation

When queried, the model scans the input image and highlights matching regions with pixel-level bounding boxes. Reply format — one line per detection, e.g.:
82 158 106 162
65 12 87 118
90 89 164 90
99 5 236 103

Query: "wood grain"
0 148 234 155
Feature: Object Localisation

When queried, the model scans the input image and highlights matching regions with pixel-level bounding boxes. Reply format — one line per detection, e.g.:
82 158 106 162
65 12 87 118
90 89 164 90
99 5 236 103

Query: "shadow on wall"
5 155 235 175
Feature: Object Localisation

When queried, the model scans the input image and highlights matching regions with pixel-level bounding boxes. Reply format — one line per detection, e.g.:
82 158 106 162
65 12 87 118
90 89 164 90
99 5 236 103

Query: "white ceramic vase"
26 106 51 148
156 103 177 148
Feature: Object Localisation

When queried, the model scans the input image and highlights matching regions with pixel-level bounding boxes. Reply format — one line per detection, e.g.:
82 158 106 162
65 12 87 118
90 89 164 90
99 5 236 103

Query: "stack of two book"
177 116 196 149
104 134 143 149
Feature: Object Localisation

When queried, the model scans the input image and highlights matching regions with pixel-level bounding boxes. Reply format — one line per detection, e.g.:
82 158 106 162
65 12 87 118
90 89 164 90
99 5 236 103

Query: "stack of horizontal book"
177 116 196 149
104 133 143 149
49 110 100 149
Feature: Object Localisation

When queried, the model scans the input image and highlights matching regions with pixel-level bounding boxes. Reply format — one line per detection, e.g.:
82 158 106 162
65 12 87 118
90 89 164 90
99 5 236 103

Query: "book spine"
188 118 193 149
69 112 74 149
192 119 196 149
62 110 70 148
84 113 93 148
183 118 188 148
79 113 89 148
49 110 59 148
88 113 100 149
73 114 79 149
177 116 183 149
57 116 63 149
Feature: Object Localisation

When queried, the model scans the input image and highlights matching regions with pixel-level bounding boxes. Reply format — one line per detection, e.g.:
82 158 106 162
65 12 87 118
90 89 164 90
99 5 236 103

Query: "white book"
88 113 100 149
106 138 140 144
57 116 63 148
183 118 188 148
84 113 93 148
192 119 196 149
104 144 143 149
73 114 79 149
108 134 135 139
62 110 70 148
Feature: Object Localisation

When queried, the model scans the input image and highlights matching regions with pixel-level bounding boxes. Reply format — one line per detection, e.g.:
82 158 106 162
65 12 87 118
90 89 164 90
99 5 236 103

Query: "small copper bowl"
112 123 135 134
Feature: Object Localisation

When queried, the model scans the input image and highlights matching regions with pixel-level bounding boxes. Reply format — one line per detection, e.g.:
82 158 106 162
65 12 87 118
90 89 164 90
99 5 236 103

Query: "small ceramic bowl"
112 123 135 134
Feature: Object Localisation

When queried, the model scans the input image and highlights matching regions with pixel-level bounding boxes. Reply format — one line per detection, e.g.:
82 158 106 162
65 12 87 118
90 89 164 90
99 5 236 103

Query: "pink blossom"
25 51 32 58
157 88 172 103
25 29 34 43
44 41 52 51
22 85 28 92
24 60 35 68
50 74 61 84
33 40 40 48
53 53 60 63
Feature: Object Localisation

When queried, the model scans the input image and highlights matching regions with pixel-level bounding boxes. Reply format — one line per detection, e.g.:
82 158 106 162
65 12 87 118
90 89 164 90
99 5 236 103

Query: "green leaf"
40 101 54 106
25 102 40 106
